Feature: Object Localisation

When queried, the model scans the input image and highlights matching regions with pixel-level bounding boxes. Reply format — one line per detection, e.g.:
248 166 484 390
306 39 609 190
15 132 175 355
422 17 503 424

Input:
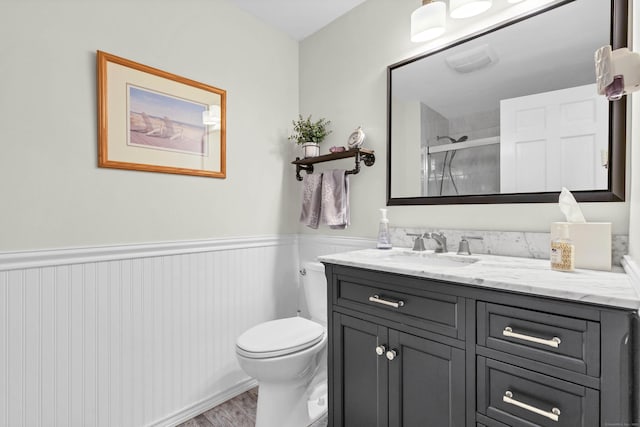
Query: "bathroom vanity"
319 249 640 427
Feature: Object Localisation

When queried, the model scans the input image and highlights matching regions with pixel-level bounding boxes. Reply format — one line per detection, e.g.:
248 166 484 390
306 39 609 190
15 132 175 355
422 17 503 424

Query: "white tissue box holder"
550 222 612 271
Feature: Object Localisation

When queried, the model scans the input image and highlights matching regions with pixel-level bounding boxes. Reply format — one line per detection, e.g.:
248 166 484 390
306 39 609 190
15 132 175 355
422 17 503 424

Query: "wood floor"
178 388 328 427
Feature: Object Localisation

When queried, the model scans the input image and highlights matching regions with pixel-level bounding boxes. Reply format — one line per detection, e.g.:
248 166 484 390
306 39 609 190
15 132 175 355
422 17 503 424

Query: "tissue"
558 187 586 223
551 188 611 271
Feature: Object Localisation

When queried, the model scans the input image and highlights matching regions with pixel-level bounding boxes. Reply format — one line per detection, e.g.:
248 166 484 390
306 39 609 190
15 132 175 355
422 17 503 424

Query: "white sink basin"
383 251 479 268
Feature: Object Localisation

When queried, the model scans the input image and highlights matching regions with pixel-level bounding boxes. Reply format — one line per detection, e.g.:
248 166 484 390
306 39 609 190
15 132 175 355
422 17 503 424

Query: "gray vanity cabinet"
328 265 467 427
324 263 639 427
333 313 466 427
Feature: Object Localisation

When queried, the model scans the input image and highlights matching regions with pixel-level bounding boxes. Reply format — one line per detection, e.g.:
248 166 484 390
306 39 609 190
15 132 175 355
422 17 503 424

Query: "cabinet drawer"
477 357 599 427
334 273 463 339
477 302 600 376
476 418 510 427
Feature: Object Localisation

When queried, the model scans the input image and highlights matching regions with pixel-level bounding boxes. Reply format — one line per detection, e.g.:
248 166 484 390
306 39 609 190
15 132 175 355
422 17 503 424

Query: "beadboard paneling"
0 236 298 427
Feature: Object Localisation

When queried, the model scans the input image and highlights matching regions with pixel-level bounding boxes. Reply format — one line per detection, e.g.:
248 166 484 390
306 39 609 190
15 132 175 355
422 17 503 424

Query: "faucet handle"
457 236 483 255
407 233 426 251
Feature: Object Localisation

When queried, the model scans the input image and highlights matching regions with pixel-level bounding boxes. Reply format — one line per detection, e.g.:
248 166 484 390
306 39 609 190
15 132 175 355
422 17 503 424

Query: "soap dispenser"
377 209 392 249
550 223 575 272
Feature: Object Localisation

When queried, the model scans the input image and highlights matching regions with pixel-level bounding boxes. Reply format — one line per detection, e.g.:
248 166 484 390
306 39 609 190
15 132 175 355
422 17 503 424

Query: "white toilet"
235 261 327 427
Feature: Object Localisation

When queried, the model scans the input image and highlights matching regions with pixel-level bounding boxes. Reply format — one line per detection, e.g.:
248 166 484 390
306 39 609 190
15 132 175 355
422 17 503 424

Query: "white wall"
299 0 630 238
0 0 300 252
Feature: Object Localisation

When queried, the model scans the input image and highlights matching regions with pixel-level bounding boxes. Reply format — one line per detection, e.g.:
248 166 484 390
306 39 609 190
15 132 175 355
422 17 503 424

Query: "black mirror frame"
387 0 627 205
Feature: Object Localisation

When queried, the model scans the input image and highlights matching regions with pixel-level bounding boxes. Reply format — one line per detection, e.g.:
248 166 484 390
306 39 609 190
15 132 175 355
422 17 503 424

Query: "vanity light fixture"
202 104 221 128
450 0 493 19
411 0 446 42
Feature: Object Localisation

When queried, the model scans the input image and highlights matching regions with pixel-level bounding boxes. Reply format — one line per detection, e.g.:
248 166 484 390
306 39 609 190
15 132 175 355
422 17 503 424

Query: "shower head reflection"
437 135 468 143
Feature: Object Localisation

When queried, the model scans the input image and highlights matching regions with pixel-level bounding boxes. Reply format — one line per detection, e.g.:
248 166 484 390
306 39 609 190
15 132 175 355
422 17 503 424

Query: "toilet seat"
236 317 325 359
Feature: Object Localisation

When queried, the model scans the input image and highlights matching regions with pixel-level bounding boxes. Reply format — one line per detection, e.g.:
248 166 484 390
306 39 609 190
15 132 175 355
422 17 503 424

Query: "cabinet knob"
386 349 398 361
375 345 387 356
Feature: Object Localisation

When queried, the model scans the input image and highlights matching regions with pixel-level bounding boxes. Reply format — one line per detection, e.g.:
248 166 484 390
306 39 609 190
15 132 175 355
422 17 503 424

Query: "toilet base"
307 381 328 424
254 381 327 427
255 381 314 427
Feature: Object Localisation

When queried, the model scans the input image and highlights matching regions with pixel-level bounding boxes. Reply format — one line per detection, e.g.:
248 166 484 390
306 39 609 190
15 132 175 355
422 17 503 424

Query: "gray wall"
0 0 300 251
299 0 630 236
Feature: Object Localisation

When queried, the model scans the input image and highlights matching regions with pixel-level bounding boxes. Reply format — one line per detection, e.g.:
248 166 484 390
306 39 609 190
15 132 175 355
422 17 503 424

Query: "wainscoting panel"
0 236 298 427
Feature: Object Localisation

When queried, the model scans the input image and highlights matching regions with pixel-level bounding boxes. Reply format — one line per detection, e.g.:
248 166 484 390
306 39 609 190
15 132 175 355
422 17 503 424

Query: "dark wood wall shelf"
291 148 375 181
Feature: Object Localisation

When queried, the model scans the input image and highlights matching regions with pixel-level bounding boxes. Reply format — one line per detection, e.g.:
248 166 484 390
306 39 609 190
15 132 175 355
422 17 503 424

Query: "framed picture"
97 51 226 178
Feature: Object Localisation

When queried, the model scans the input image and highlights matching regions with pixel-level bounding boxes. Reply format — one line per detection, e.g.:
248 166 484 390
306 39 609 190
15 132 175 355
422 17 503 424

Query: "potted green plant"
288 114 332 158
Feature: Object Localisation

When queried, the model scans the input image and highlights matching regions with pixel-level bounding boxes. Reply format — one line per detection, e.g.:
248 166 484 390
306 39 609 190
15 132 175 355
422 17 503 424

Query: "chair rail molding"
0 235 298 272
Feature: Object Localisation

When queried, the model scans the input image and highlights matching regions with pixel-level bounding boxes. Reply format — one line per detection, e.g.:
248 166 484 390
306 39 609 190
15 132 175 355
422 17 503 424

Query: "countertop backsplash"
390 227 628 267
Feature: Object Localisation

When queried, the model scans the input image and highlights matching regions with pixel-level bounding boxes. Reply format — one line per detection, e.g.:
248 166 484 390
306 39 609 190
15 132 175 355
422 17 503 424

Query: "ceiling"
226 0 368 41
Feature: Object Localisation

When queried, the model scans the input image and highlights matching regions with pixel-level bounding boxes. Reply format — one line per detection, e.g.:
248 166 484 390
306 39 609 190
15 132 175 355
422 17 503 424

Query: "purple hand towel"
300 173 323 229
321 169 350 229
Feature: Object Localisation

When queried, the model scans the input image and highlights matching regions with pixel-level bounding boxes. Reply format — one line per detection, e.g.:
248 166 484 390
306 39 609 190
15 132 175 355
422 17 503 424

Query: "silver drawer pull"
503 326 561 348
503 390 561 422
368 294 405 308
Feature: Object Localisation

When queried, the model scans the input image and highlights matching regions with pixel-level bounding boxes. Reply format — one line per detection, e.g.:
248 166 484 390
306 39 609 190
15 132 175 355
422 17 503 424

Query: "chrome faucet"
407 233 426 251
425 232 447 253
457 236 484 255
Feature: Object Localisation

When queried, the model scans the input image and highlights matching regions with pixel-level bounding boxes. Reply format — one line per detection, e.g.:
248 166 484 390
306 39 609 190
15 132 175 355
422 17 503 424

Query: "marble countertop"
318 248 640 311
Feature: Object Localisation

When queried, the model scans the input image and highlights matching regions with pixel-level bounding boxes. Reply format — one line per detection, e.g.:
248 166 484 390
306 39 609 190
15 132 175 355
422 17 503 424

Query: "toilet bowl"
235 261 327 427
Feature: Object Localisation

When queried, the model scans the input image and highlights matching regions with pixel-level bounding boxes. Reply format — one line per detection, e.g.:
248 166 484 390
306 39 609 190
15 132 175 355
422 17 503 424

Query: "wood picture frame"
97 51 226 178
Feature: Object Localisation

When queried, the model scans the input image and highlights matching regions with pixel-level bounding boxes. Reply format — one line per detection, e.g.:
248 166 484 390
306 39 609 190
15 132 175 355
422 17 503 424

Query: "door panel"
500 83 608 193
388 330 466 427
333 313 389 427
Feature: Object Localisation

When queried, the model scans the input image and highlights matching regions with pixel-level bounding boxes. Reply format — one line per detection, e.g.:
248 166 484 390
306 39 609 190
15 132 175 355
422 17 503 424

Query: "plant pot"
302 142 320 158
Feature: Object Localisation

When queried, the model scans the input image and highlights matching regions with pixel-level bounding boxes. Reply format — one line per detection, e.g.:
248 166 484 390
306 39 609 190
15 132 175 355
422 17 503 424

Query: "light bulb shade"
450 0 492 19
411 1 446 42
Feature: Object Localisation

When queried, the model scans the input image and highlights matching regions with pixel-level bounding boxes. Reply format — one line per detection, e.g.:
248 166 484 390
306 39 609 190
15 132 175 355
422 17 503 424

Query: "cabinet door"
388 330 466 427
332 313 389 427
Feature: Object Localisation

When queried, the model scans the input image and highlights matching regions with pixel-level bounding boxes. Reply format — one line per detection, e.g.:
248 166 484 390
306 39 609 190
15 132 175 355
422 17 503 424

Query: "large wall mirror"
387 0 627 205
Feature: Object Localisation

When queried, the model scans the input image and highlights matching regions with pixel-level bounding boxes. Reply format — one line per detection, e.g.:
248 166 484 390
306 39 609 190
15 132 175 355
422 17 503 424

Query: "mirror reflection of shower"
435 135 467 195
418 103 502 197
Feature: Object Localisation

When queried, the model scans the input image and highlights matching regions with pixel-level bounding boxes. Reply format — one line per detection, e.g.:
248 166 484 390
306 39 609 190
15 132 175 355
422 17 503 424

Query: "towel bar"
291 148 375 181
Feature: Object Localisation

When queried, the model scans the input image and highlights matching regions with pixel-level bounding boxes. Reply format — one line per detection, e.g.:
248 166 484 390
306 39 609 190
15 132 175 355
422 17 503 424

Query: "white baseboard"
151 378 258 427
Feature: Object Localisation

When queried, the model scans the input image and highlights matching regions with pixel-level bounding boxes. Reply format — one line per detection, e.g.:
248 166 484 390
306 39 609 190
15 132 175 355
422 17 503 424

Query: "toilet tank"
302 261 327 325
